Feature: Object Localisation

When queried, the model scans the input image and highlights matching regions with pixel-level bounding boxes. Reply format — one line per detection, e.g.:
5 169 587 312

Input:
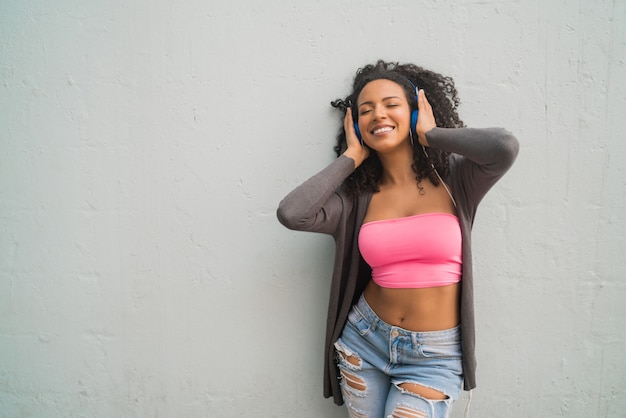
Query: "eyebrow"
358 96 402 108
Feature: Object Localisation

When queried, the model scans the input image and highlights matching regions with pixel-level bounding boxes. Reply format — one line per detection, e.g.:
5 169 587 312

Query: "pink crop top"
358 213 462 288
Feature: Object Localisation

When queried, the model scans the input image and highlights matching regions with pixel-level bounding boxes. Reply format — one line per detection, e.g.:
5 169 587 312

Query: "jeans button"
391 329 399 338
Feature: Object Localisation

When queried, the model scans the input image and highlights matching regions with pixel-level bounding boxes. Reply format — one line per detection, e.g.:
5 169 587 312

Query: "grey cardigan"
277 127 519 405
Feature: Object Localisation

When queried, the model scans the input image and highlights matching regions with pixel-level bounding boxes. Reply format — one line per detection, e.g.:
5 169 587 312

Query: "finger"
418 89 425 108
345 107 353 125
344 109 357 138
343 109 356 141
343 108 359 147
420 89 433 112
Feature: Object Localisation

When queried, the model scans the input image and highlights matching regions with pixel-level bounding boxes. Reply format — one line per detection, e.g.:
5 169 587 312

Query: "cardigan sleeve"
277 155 356 236
426 127 519 209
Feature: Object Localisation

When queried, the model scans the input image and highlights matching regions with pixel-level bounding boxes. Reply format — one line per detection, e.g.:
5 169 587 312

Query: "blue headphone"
353 80 419 145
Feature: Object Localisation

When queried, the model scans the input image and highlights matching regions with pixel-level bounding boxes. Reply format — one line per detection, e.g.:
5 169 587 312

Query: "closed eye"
358 99 402 115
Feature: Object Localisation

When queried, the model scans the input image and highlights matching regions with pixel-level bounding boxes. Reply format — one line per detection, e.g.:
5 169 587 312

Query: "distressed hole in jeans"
337 347 362 367
391 405 428 418
340 369 367 392
347 408 368 418
398 382 448 400
335 342 367 392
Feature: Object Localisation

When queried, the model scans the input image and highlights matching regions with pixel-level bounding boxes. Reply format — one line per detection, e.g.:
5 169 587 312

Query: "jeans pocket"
419 340 462 359
347 306 373 336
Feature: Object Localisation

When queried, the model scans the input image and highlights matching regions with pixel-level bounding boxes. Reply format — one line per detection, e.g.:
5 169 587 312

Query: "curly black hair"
330 60 464 197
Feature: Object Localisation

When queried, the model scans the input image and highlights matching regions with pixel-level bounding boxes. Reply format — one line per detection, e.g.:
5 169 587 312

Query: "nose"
373 104 387 120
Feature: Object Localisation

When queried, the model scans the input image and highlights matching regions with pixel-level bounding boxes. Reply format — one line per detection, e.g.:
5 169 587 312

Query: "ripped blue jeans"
334 294 463 418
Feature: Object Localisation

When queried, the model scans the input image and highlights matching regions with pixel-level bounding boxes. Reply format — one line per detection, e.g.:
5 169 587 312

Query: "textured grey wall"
1 0 624 417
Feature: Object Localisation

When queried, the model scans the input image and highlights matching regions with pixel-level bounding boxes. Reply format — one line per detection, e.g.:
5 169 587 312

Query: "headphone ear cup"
411 109 418 133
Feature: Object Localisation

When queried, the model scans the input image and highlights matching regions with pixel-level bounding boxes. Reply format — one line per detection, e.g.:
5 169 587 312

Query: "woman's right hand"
342 108 369 167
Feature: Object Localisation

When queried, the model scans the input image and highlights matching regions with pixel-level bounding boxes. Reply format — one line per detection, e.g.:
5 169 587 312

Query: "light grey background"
1 0 624 417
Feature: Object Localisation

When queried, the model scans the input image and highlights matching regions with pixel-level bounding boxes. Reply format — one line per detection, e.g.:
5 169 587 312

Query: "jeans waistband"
354 293 461 342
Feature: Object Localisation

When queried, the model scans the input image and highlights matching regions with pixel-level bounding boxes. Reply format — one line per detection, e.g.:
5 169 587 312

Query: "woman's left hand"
415 89 437 147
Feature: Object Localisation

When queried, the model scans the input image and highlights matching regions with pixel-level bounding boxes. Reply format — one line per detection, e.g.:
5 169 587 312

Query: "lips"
372 125 394 135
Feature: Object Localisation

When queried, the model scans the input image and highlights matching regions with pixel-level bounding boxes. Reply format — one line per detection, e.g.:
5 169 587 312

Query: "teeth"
373 126 393 134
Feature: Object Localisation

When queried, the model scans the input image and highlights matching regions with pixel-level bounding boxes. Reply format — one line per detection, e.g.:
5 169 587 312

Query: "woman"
277 60 518 417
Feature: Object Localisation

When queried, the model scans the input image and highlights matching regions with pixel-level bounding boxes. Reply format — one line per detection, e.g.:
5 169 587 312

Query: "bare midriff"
363 280 460 332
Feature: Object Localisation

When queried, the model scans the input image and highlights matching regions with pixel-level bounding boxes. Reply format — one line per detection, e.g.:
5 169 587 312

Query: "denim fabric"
334 294 463 418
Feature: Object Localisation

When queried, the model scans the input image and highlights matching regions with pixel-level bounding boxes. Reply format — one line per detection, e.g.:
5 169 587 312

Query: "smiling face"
356 78 412 152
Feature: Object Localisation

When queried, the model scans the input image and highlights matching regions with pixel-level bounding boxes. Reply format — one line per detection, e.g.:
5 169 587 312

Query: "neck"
378 143 416 186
